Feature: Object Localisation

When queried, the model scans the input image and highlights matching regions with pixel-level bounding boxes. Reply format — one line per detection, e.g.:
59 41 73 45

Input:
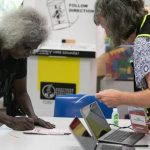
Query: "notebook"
69 117 135 150
80 101 145 146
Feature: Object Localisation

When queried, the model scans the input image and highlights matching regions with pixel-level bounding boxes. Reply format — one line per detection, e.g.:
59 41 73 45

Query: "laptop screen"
69 117 97 150
80 101 111 140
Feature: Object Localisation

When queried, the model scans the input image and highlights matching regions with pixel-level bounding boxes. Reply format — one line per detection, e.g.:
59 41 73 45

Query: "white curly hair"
0 7 48 50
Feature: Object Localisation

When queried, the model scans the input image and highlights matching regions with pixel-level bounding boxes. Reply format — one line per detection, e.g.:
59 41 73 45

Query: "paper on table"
23 127 71 135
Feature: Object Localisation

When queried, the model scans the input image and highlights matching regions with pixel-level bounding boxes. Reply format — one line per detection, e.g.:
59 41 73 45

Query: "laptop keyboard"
104 130 133 142
101 144 122 150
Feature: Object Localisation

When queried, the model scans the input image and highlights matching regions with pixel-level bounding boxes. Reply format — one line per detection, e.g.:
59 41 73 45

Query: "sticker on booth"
40 82 76 100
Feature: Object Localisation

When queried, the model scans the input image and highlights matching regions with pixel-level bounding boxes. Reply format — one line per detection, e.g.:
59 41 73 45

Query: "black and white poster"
40 82 76 100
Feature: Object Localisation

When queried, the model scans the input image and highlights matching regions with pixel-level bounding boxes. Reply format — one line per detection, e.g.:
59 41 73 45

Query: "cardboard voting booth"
24 0 97 116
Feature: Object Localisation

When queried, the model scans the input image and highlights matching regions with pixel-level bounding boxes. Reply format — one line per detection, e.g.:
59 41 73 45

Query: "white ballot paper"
24 127 71 135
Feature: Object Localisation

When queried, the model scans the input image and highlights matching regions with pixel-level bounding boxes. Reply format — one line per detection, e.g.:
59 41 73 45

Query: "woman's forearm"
122 89 150 107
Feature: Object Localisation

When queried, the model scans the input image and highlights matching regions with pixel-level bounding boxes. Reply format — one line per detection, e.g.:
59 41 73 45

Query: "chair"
54 94 112 118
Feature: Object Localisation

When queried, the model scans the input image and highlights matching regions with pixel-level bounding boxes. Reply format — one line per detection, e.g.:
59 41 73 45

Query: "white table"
0 117 150 150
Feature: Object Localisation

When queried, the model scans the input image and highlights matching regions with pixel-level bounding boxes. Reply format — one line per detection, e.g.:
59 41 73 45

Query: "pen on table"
64 132 71 135
133 144 149 147
52 132 71 135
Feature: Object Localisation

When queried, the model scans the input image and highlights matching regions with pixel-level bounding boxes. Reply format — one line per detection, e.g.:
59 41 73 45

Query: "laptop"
69 117 135 150
80 101 145 146
69 117 97 150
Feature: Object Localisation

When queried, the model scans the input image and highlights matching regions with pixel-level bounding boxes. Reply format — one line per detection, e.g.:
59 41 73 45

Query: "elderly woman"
95 0 150 109
0 7 55 130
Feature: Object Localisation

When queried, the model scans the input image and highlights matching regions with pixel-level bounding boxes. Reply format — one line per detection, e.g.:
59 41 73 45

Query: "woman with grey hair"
0 7 55 130
95 0 150 111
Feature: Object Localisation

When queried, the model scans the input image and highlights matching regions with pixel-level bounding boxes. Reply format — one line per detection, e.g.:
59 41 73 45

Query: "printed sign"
128 106 149 133
40 82 76 100
34 0 97 51
32 49 95 58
